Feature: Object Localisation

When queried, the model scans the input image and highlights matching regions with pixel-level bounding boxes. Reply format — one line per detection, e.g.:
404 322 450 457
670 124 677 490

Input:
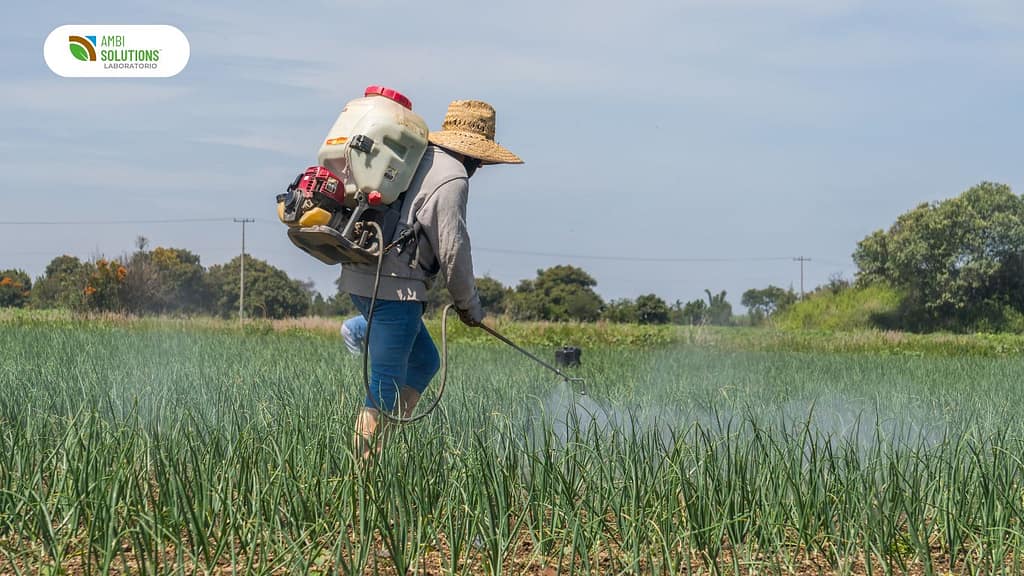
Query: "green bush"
852 182 1024 332
774 284 903 331
0 269 32 308
966 302 1024 334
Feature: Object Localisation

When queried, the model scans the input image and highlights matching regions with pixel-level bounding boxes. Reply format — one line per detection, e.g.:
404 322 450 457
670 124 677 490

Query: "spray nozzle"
566 377 587 395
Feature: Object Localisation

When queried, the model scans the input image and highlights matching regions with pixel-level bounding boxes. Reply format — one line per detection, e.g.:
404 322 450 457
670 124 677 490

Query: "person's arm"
422 178 483 322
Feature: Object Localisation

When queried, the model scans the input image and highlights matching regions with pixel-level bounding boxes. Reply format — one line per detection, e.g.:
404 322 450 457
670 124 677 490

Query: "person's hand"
457 306 484 327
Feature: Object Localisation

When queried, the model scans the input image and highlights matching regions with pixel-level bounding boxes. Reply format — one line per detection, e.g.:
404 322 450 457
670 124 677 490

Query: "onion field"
3 319 1024 575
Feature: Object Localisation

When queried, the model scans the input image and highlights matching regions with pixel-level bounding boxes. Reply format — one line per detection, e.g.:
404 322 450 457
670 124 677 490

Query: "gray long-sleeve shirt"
338 146 483 320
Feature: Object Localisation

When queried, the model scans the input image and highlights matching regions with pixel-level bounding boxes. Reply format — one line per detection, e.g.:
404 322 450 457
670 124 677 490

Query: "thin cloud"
191 133 310 157
942 0 1024 31
0 157 254 196
3 81 190 112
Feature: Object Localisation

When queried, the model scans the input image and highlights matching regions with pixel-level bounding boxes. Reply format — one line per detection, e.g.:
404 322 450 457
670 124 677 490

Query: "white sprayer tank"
317 86 429 205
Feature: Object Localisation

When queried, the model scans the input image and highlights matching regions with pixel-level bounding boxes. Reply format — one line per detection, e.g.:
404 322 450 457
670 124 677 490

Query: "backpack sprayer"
278 86 429 266
278 86 586 423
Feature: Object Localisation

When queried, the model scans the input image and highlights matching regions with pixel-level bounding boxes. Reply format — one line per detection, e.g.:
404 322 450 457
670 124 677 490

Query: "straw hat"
428 100 523 165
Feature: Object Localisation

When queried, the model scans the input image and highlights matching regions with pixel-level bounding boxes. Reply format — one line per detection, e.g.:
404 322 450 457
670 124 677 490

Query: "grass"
5 308 1024 356
774 284 903 332
2 312 1024 574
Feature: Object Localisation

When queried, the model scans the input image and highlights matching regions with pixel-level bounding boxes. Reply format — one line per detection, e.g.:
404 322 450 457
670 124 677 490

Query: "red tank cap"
367 191 383 205
364 85 413 110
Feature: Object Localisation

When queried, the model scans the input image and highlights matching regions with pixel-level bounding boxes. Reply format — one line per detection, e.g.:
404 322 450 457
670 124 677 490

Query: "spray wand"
476 323 587 395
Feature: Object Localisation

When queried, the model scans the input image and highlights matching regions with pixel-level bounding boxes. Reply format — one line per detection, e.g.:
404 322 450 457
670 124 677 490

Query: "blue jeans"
350 295 440 412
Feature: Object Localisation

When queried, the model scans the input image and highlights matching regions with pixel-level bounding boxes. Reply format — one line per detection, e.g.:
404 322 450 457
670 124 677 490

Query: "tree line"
0 237 743 324
422 265 741 326
3 181 1022 332
0 238 315 319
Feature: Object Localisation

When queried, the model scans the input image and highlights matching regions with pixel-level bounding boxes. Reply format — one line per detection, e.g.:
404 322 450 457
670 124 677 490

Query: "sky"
1 0 1022 310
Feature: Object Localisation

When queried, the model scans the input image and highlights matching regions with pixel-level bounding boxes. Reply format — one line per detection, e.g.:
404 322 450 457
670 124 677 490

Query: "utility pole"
793 256 811 299
234 218 255 321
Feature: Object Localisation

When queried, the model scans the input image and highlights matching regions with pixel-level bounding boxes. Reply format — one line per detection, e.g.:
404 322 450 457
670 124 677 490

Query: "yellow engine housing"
277 202 332 227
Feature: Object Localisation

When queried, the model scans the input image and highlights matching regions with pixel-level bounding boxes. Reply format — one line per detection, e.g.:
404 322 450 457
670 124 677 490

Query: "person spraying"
276 89 524 456
337 99 523 457
281 90 584 457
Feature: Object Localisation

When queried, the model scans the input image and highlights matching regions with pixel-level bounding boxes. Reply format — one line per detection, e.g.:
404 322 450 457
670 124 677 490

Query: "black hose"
362 222 450 424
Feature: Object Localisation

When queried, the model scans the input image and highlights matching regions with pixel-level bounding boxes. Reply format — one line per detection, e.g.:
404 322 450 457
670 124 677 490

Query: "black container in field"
555 346 582 367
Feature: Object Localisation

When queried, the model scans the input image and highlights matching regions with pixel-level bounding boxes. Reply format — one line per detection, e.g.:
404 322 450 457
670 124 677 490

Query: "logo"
44 25 189 78
68 35 97 61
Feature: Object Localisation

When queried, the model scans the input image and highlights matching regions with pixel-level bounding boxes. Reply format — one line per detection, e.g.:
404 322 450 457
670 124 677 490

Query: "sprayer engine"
277 166 343 226
276 166 394 265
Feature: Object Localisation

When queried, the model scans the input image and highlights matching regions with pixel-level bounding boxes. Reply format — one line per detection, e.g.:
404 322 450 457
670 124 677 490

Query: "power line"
0 219 851 276
476 247 796 263
0 217 248 225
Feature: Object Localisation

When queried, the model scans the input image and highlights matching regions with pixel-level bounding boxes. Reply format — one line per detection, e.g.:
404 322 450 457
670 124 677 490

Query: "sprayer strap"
382 221 421 255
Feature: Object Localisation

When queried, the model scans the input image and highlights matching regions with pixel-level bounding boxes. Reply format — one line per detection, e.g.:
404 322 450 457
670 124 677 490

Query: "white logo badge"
44 25 190 78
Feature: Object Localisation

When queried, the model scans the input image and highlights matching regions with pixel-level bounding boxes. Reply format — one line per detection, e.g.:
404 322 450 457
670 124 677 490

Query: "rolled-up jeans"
341 316 366 355
350 295 441 413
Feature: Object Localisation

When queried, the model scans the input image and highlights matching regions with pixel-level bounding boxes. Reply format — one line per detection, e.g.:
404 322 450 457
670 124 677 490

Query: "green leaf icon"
70 44 89 61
